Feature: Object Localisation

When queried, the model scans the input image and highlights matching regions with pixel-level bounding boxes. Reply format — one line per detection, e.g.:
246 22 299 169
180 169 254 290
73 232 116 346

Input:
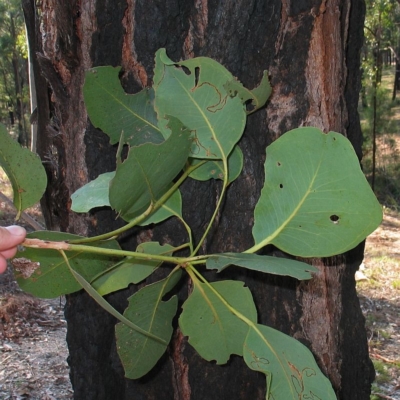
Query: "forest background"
0 0 400 399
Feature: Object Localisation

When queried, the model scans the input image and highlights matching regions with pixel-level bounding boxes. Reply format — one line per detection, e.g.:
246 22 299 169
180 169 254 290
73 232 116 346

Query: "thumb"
4 225 26 237
0 225 26 250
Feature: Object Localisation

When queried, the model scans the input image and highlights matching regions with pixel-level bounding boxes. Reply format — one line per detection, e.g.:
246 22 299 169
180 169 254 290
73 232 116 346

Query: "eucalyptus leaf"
139 188 182 226
243 324 336 399
188 145 243 184
0 123 47 219
252 127 382 257
109 119 191 221
91 242 175 295
68 262 166 344
115 269 182 379
71 171 115 213
224 70 271 114
207 253 317 280
84 67 163 146
13 231 121 298
153 48 246 160
179 280 257 364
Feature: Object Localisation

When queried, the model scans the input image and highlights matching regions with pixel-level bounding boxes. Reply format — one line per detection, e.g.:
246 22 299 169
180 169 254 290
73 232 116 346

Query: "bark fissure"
77 0 96 71
305 0 348 133
170 329 191 400
299 260 344 389
122 0 148 87
183 0 208 57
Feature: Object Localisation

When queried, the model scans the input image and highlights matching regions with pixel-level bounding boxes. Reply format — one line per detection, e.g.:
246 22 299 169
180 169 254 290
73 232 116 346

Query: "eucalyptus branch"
69 160 206 245
171 242 191 252
69 203 155 244
22 238 209 265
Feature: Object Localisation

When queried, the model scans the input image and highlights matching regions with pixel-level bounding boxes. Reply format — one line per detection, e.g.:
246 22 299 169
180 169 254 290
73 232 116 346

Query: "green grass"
357 253 400 291
370 383 384 400
378 329 391 340
372 360 391 384
392 279 400 289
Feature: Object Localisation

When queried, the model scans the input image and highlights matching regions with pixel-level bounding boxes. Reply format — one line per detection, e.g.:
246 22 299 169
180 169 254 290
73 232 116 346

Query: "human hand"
0 226 26 274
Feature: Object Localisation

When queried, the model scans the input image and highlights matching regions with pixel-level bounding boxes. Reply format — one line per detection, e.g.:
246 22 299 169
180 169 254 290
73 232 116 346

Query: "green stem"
68 243 185 264
190 259 208 266
192 158 229 256
23 238 210 265
243 243 262 254
178 216 194 254
69 160 206 245
172 242 191 252
89 244 187 284
67 243 210 265
161 204 194 254
69 203 154 244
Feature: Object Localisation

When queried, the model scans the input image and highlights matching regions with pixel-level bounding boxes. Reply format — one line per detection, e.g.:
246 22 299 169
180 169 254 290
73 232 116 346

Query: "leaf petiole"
192 157 229 256
69 203 155 244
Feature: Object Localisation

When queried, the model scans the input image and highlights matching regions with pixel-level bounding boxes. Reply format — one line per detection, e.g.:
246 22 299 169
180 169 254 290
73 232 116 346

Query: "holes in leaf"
330 214 339 224
277 161 281 166
279 183 283 189
194 66 200 86
245 101 255 113
176 65 191 75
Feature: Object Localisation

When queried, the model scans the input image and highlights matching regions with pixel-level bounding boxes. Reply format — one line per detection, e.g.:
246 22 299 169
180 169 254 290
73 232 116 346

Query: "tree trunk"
24 0 373 399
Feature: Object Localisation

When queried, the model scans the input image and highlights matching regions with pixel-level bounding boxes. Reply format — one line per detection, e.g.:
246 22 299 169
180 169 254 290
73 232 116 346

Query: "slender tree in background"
22 1 373 399
363 0 400 190
0 0 30 146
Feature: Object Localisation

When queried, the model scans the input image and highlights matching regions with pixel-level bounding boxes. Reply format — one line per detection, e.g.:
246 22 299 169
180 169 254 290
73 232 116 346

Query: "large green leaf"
91 242 175 295
252 127 382 257
206 253 317 280
71 171 115 213
188 145 243 184
115 269 182 379
13 231 121 298
153 48 246 160
109 120 191 221
84 67 163 146
0 124 47 219
243 324 336 399
179 280 257 364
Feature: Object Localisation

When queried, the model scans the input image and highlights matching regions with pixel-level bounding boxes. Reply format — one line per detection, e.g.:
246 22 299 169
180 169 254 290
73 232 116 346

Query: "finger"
1 247 18 259
0 255 7 274
0 225 26 251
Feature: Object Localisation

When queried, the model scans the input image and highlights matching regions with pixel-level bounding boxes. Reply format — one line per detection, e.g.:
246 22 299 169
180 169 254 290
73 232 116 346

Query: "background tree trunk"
24 0 373 399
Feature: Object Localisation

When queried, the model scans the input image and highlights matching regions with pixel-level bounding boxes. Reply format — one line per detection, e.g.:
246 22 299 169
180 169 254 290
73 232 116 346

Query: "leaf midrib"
250 151 325 252
95 80 160 133
171 68 227 160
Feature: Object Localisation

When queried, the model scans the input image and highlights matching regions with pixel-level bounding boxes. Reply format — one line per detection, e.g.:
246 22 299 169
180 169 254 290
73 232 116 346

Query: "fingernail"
6 225 26 236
